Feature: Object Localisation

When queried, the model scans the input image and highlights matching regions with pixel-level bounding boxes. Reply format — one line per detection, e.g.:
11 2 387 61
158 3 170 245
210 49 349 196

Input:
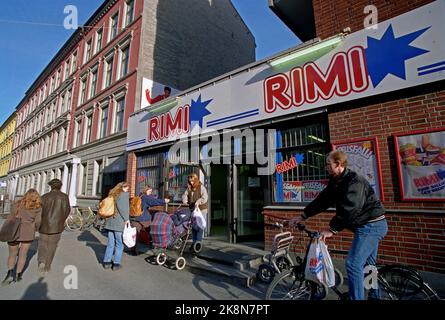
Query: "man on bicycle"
290 150 387 300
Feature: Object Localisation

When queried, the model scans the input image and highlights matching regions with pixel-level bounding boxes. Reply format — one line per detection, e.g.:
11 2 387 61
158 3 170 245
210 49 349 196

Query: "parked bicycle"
65 206 96 232
265 223 440 300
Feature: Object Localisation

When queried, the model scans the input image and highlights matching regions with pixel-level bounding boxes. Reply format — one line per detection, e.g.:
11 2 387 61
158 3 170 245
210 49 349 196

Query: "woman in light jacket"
103 182 130 271
182 173 208 250
2 189 42 285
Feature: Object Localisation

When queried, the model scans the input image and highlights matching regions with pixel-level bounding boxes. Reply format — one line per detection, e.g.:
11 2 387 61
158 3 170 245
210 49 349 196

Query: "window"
66 89 72 112
93 159 103 196
110 12 119 40
52 102 57 121
64 59 70 80
95 28 103 54
79 162 88 195
99 105 109 138
85 114 93 144
84 39 92 64
125 0 134 26
119 46 130 78
90 69 98 98
60 94 66 115
56 69 61 88
80 77 87 105
50 76 55 93
136 153 162 196
273 120 330 204
75 119 82 148
71 51 77 74
46 105 51 125
104 56 114 88
114 97 125 132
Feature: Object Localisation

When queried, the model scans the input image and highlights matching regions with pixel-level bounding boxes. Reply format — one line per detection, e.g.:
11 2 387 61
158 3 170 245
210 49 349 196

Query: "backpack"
98 196 115 218
130 196 143 217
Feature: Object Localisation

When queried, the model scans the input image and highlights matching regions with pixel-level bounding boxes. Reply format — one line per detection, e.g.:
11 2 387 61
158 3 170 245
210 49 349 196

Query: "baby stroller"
150 205 201 270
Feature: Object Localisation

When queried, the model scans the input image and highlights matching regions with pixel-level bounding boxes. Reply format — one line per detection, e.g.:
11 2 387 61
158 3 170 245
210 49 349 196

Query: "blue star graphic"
365 24 430 87
295 153 305 165
189 94 212 128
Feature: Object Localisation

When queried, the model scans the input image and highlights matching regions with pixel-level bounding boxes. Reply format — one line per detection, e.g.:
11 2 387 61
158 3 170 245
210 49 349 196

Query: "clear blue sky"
0 0 300 126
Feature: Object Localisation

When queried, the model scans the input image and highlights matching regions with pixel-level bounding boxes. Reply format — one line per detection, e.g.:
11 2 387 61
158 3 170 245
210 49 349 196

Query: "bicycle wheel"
81 211 95 230
378 266 440 300
65 215 83 231
266 269 327 300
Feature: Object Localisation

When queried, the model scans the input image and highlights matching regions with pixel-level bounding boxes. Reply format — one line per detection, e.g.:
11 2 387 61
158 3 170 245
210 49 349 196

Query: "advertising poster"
394 128 445 201
333 138 384 200
283 181 303 202
302 180 329 202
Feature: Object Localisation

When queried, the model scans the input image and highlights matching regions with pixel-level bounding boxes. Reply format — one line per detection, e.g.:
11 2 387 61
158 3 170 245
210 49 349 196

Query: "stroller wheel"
156 253 167 265
256 263 275 283
193 242 202 254
175 257 186 270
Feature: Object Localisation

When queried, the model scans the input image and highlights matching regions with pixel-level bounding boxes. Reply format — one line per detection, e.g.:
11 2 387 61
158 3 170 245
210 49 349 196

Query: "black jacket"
303 169 385 233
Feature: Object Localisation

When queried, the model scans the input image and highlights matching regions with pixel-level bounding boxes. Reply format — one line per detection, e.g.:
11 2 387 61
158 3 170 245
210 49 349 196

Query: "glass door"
233 164 266 243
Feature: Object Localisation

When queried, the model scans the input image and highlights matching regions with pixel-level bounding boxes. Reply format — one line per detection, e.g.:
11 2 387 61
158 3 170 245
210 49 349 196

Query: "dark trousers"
37 233 62 270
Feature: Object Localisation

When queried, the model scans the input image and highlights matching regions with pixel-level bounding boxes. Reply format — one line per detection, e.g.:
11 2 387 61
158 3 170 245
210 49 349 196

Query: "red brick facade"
264 85 445 273
313 0 434 40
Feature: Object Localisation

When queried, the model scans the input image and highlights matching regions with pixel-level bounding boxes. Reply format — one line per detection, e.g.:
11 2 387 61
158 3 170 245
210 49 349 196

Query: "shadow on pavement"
21 277 50 300
77 230 105 265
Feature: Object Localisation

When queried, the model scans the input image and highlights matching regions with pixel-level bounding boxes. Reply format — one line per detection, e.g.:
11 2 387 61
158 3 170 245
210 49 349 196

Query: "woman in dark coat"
1 188 42 285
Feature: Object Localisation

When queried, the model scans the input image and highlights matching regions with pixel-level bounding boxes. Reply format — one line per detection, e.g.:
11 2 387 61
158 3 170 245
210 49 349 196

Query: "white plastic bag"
193 206 206 230
305 239 335 287
123 223 137 248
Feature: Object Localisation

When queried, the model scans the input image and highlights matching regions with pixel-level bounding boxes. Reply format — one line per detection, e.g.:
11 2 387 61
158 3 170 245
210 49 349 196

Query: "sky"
0 0 301 126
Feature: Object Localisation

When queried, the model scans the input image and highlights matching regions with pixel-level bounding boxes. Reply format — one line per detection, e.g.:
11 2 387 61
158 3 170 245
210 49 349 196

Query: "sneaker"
38 262 46 272
112 264 122 271
102 262 112 269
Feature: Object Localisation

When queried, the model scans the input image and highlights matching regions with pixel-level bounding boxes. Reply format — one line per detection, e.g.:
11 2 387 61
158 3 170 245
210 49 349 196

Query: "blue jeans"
346 219 388 300
104 230 124 265
192 224 204 243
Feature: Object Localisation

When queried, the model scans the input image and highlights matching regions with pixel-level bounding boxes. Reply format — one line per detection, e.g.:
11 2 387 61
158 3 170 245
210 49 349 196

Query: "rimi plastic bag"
193 207 206 230
123 223 137 248
305 239 335 287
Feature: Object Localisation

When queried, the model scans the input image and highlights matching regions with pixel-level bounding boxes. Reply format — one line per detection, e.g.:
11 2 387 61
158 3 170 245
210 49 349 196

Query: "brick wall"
312 0 434 40
264 84 445 273
127 152 137 197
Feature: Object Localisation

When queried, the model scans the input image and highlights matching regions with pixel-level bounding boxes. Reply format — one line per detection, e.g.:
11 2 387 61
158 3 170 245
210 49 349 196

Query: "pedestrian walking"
38 179 71 274
1 189 42 285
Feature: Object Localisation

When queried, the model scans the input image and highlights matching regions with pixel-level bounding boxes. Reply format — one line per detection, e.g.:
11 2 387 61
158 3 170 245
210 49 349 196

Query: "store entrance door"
209 165 230 241
232 164 266 243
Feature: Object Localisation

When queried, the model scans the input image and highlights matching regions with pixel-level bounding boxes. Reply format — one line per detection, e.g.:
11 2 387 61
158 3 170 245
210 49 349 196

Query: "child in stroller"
150 205 202 270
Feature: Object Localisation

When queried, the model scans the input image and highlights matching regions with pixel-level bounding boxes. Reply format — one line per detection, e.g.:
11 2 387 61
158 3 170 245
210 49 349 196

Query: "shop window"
136 153 162 197
166 164 199 203
273 122 330 204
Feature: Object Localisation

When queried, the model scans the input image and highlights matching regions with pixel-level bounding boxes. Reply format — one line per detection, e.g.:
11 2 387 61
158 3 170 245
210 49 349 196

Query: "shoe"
38 262 46 272
1 270 15 286
112 264 122 271
16 273 23 282
102 262 112 269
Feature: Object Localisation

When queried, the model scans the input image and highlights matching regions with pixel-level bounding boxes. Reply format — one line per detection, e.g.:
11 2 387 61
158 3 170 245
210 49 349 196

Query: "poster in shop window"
302 180 329 202
333 137 384 200
283 181 303 202
394 128 445 201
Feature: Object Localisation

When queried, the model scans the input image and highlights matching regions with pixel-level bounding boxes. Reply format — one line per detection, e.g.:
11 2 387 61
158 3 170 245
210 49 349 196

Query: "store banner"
128 1 445 151
394 128 445 201
333 138 384 200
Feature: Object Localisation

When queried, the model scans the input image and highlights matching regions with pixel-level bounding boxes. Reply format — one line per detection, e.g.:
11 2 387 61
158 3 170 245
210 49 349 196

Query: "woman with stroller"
1 189 42 285
103 182 130 271
130 186 170 255
182 173 208 251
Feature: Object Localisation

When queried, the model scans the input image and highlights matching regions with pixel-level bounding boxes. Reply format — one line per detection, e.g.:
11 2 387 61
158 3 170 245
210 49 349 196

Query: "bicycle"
64 206 97 232
265 223 441 300
265 222 340 300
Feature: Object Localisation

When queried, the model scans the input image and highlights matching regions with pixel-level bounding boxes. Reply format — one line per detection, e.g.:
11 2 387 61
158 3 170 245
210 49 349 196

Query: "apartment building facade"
0 113 16 199
8 0 255 207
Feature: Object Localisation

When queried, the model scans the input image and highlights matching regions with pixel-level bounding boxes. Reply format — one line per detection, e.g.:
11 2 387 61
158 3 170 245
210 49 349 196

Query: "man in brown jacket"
38 179 71 274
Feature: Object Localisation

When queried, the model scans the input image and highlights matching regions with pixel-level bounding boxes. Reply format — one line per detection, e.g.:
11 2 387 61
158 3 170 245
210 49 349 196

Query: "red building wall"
312 0 434 40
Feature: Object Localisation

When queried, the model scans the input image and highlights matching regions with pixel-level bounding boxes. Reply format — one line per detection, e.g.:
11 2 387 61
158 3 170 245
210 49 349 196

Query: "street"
0 225 264 300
